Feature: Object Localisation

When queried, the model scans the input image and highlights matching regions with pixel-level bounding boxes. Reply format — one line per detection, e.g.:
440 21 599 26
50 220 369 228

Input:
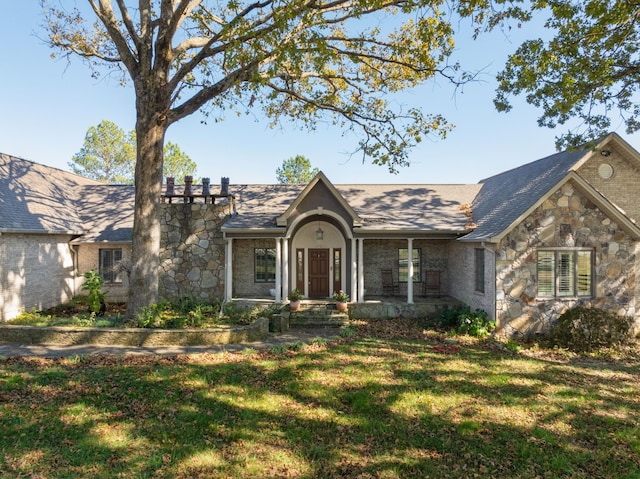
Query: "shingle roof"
460 148 588 242
0 153 100 234
0 154 134 242
223 181 482 233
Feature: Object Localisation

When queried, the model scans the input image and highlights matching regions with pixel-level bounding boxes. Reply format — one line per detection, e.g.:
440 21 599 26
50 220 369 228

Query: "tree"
276 155 319 184
72 122 197 184
43 0 512 318
494 0 640 149
69 120 135 183
163 141 198 181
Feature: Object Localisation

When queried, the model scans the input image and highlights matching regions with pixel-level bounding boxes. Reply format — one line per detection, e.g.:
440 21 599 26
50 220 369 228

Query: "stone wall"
496 181 638 337
1 233 76 321
159 202 233 302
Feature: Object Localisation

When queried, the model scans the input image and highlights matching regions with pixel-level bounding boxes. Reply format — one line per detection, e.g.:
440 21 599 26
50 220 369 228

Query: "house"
2 133 639 337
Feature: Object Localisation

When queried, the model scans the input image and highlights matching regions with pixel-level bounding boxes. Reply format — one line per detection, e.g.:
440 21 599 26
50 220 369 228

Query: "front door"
308 249 329 298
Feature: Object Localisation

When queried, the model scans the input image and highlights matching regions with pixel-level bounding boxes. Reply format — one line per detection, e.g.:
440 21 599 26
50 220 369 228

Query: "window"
255 248 276 282
99 248 123 284
537 249 593 297
398 248 421 282
475 248 485 293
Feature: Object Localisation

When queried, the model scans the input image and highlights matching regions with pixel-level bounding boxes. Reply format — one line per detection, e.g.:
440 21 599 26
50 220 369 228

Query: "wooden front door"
308 249 329 298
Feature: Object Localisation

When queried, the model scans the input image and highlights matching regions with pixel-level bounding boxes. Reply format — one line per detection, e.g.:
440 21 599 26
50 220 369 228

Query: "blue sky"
1 2 638 185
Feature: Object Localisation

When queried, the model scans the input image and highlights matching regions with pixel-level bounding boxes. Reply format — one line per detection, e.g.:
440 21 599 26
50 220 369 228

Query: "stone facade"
159 202 233 302
495 181 639 337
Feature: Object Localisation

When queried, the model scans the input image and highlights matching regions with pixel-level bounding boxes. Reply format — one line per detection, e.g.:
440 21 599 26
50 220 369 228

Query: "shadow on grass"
1 336 639 478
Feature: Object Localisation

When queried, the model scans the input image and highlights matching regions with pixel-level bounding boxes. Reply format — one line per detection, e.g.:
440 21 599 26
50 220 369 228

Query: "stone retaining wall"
0 317 269 347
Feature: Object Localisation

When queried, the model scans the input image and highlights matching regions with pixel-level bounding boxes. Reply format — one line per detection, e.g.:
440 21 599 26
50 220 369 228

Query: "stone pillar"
202 177 210 196
165 177 175 195
184 176 193 196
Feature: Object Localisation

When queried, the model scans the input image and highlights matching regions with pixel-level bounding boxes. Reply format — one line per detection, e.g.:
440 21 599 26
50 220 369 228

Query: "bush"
549 307 635 352
82 270 106 314
436 306 495 338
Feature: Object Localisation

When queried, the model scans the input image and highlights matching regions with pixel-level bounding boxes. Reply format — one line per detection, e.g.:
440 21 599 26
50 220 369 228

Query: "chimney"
202 177 211 195
184 176 193 196
221 177 229 196
165 177 175 195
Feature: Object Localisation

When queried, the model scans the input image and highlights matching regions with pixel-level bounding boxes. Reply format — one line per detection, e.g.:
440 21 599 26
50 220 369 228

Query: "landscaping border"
0 317 269 347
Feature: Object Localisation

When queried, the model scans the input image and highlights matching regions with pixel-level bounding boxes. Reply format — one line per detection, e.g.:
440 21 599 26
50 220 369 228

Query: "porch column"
407 238 414 304
358 238 364 303
351 238 358 303
282 238 289 302
275 239 282 303
225 238 233 301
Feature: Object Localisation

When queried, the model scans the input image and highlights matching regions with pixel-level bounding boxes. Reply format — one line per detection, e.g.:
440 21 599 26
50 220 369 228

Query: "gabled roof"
0 153 134 242
462 133 640 242
276 171 362 227
0 153 99 234
222 178 481 235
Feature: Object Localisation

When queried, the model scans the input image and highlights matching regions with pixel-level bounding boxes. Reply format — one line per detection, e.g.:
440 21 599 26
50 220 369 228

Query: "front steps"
281 301 350 329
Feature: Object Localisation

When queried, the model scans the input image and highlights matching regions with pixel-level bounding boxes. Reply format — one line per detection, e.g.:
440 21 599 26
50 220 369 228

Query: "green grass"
1 324 639 478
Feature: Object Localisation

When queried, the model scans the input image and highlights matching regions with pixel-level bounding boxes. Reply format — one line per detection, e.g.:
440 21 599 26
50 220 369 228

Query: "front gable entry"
276 172 362 228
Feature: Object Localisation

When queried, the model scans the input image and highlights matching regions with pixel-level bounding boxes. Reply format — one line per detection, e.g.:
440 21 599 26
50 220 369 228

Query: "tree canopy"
71 121 197 184
494 0 640 149
42 0 516 316
276 155 319 184
70 120 135 183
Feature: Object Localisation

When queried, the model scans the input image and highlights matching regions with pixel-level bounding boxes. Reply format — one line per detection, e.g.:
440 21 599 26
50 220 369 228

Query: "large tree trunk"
125 112 167 319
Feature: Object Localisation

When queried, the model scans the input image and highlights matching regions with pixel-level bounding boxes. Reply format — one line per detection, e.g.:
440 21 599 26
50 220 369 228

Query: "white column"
275 238 282 303
282 238 289 302
358 238 364 303
407 238 414 304
351 238 358 303
225 238 233 301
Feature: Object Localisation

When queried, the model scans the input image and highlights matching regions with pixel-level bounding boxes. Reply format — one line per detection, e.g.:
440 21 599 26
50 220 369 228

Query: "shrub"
436 306 495 338
549 307 635 352
82 270 106 314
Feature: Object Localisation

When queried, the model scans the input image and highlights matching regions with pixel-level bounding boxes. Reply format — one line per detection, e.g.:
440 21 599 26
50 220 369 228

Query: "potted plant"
333 290 350 312
288 288 303 311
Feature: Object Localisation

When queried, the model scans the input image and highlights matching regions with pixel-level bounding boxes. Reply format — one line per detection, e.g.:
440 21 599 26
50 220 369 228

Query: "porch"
230 295 463 323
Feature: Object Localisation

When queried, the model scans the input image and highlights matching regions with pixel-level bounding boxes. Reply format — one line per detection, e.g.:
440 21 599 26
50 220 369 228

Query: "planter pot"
336 301 348 312
289 300 301 311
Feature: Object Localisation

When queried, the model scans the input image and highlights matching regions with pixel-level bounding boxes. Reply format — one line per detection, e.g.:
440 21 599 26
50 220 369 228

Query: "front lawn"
1 319 639 478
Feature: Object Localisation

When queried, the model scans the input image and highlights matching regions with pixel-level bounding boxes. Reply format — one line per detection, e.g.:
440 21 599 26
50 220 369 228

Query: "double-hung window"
255 248 276 282
537 249 593 297
99 248 123 284
398 248 421 282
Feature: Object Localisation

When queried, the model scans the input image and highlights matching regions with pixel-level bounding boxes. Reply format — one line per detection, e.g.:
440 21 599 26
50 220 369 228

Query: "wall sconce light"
316 224 324 240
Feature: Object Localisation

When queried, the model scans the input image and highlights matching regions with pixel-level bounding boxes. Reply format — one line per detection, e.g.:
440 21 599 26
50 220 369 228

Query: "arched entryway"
291 220 346 298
